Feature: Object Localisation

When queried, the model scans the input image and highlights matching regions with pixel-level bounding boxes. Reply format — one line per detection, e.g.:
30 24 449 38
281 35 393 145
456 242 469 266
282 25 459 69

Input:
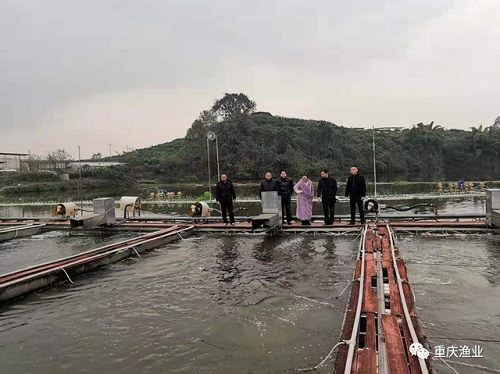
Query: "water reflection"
252 236 278 263
215 238 240 283
485 236 500 285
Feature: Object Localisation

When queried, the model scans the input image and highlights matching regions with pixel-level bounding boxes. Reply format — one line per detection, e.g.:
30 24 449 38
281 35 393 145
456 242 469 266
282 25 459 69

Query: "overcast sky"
1 0 499 159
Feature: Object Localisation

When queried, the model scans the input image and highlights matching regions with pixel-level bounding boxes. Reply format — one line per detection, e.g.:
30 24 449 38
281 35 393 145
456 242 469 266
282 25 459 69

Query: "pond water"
0 233 498 373
0 234 355 374
0 196 488 219
0 196 498 373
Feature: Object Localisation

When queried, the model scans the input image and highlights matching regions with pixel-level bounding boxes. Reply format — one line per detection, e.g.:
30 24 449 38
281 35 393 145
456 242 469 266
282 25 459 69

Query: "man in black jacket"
345 166 366 225
276 170 294 225
259 171 278 198
215 173 236 226
317 169 338 225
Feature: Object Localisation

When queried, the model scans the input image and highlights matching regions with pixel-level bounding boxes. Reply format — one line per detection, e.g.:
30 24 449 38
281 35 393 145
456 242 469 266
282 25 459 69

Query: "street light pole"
372 126 377 198
207 138 211 201
215 136 220 179
206 131 218 202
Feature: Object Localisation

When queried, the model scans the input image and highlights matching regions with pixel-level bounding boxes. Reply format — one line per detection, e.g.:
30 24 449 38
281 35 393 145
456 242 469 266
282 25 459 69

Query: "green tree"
212 93 256 120
47 149 72 169
493 116 500 129
186 110 217 139
26 154 42 171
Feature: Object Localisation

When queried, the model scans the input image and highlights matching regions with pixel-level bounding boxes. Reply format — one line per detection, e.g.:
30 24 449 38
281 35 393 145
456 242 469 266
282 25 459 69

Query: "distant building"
67 161 123 170
0 152 29 172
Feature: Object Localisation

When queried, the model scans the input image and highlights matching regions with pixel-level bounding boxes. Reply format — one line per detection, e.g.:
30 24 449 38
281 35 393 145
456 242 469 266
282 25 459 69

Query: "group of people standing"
215 167 367 226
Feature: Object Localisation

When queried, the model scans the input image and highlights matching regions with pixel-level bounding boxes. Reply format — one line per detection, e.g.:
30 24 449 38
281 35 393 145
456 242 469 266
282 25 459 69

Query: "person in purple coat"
294 174 314 225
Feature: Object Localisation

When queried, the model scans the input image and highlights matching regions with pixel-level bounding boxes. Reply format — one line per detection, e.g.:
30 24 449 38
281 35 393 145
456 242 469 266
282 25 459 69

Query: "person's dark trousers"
349 197 365 223
322 198 336 224
281 195 292 223
221 199 235 224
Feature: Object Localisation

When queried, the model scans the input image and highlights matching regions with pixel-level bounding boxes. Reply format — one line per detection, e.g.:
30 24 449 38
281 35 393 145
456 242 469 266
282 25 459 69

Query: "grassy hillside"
118 115 500 182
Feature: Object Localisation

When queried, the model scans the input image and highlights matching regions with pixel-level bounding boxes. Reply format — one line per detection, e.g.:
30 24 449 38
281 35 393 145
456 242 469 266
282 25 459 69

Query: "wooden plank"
346 282 360 332
381 236 393 268
390 221 484 227
382 314 411 374
365 238 373 253
410 316 424 343
351 348 360 373
397 261 409 281
335 344 349 374
401 318 422 374
409 315 432 373
365 313 377 350
355 260 362 279
337 249 373 373
336 314 354 373
356 313 378 374
402 281 415 315
398 259 415 315
365 228 373 241
336 280 360 373
373 235 381 251
387 265 403 316
363 260 377 313
355 348 377 374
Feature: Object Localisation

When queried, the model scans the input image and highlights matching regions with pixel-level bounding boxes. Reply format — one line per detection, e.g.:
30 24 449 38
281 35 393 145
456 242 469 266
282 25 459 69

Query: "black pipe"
382 203 438 213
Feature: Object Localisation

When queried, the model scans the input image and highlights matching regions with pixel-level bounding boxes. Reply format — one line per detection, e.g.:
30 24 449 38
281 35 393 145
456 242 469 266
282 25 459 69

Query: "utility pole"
372 126 377 198
108 143 111 157
78 146 82 214
215 136 220 179
207 138 211 201
206 132 217 201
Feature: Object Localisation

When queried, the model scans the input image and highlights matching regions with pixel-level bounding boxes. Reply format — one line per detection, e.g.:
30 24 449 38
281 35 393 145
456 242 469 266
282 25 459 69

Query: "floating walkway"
0 214 492 235
0 223 45 243
0 225 193 302
335 223 432 374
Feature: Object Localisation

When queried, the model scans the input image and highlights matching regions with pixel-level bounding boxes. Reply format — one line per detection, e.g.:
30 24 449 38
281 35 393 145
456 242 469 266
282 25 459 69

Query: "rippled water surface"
0 234 357 374
399 234 500 373
0 231 138 274
1 194 499 373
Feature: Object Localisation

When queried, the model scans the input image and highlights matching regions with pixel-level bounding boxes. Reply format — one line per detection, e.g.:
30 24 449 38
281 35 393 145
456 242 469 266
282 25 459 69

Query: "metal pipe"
344 225 367 374
387 224 429 374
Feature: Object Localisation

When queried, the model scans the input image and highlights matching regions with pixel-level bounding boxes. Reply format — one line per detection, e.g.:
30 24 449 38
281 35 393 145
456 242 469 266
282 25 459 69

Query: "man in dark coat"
259 171 278 198
215 173 236 226
345 166 366 224
317 169 338 225
276 170 294 225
